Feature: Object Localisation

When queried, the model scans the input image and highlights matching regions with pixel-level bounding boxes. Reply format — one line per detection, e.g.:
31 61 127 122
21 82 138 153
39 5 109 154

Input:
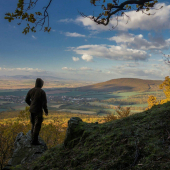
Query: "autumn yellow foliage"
147 76 170 109
159 76 170 99
0 107 105 169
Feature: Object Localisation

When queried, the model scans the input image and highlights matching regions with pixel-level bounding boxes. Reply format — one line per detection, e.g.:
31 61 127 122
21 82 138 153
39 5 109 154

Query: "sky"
0 0 170 82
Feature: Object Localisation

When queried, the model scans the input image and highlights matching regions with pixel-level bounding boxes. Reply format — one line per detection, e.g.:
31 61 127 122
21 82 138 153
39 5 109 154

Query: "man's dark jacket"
25 78 48 114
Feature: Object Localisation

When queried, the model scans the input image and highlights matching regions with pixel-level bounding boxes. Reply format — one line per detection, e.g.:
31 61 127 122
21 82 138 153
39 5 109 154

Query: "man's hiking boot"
31 140 42 145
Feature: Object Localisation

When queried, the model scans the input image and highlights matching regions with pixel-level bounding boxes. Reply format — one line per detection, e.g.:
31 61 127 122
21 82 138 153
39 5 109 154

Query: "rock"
3 130 47 170
64 117 84 148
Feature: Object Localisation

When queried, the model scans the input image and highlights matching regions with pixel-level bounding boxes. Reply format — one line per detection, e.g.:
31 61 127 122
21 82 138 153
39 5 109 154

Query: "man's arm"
42 91 48 115
25 90 31 106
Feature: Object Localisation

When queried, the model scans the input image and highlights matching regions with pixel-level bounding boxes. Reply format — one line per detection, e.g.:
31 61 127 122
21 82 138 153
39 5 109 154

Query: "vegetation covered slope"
21 101 170 170
78 78 163 92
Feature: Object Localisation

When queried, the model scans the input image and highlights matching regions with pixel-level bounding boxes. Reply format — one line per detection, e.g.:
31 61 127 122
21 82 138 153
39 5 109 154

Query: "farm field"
0 87 165 115
58 109 96 114
0 79 95 89
50 104 64 108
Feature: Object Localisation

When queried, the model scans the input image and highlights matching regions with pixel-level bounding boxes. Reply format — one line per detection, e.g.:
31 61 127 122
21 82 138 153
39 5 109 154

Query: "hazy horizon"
1 1 170 82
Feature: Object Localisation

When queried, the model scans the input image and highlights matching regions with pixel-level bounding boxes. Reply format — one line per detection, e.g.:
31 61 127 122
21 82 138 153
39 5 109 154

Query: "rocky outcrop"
2 117 90 170
3 130 47 170
64 117 84 148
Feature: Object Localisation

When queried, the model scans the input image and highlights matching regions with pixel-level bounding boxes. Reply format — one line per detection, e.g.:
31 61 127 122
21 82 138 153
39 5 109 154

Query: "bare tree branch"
81 0 160 29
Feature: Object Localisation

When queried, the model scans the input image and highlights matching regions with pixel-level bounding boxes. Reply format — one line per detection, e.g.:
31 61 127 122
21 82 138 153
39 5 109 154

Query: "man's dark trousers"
30 112 43 142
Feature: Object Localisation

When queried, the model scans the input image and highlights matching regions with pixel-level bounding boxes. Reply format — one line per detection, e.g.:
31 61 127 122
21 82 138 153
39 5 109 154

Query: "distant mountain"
78 78 163 92
0 75 64 80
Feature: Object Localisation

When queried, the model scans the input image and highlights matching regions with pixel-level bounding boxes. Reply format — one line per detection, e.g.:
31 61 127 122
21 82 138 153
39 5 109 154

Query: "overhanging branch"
82 0 159 28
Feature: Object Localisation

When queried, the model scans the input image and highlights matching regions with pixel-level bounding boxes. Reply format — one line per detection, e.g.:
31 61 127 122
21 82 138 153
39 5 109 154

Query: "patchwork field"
0 78 166 115
0 87 165 115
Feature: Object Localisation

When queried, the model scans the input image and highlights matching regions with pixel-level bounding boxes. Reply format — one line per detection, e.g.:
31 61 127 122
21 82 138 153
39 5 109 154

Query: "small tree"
103 105 131 122
103 113 118 122
147 95 158 109
159 76 170 100
115 106 131 118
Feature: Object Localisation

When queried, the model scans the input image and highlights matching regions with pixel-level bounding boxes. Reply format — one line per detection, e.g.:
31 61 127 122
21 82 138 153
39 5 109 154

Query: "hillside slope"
78 78 163 92
18 102 170 170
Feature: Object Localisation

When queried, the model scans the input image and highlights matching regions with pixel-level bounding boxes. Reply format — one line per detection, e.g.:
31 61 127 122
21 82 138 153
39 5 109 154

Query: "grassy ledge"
15 102 170 170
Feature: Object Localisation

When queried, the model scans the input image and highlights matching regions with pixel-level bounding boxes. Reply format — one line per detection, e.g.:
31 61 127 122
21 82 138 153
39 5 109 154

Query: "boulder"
64 117 84 148
3 130 47 170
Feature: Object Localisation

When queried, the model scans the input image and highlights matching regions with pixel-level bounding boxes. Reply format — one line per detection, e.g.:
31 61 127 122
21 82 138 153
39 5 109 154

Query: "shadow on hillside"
91 85 133 92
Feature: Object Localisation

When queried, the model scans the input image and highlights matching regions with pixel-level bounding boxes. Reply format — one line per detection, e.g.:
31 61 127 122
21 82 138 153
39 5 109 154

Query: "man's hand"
45 112 48 116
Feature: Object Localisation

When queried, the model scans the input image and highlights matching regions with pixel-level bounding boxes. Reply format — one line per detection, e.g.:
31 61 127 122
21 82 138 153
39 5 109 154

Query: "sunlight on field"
50 104 64 108
111 92 142 99
89 102 115 106
58 109 96 114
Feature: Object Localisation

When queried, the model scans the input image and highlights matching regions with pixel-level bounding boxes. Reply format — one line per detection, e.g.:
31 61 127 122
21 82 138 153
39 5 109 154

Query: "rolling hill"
78 78 163 92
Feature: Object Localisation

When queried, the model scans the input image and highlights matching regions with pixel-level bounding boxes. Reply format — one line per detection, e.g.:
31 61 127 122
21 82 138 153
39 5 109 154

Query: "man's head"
35 78 44 88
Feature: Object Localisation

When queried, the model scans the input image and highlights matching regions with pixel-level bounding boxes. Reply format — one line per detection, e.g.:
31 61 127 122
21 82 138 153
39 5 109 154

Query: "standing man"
25 78 48 145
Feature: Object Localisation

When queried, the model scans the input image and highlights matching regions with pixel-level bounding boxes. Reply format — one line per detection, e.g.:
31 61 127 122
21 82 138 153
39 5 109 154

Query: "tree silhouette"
4 0 160 34
82 0 160 28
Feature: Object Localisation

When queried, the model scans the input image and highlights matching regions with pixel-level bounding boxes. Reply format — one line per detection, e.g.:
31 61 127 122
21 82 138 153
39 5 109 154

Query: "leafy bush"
103 106 131 122
103 113 117 122
147 76 170 109
115 106 131 118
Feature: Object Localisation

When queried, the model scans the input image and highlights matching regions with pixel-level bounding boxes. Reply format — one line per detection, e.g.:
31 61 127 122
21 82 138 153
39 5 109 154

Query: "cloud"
108 62 170 80
59 18 74 23
75 16 109 32
62 67 76 71
2 67 43 72
81 54 93 62
80 67 93 71
108 65 169 80
108 33 170 50
32 35 37 39
0 67 48 76
62 67 101 72
124 62 140 67
65 32 85 37
75 3 170 31
62 67 68 70
108 33 136 43
72 57 79 61
72 44 150 61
